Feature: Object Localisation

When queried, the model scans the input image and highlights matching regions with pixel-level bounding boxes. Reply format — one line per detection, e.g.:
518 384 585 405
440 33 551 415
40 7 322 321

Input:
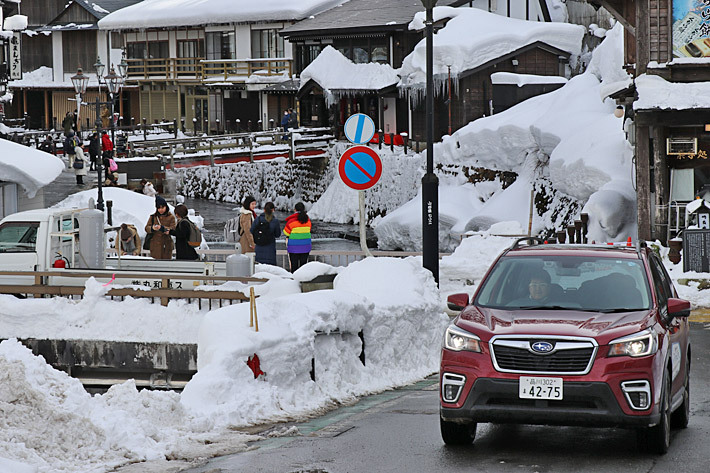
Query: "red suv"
441 238 691 453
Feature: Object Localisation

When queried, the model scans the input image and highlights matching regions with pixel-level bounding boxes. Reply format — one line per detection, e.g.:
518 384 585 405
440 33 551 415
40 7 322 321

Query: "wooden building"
593 0 710 242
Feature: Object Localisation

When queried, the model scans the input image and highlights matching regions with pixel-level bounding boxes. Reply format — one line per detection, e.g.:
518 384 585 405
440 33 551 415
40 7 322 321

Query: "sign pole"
359 190 373 257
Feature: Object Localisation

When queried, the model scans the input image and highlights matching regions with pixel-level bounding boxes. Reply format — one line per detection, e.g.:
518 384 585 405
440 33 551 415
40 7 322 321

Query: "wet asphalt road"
184 323 710 473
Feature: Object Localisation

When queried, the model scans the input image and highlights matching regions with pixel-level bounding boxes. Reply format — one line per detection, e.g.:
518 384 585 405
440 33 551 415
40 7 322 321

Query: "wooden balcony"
125 57 293 83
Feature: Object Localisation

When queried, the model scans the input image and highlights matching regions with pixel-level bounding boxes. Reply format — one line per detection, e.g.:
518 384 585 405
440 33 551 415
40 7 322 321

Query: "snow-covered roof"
491 72 568 87
299 46 399 105
8 66 100 90
399 6 585 88
281 0 461 37
634 74 710 111
0 138 64 198
98 0 349 30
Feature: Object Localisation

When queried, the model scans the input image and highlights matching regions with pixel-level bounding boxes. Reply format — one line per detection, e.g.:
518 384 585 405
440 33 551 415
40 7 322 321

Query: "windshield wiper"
597 308 645 313
516 305 574 311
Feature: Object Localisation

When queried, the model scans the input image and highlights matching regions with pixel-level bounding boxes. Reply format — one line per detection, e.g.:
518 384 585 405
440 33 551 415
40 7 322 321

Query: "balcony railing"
125 57 293 82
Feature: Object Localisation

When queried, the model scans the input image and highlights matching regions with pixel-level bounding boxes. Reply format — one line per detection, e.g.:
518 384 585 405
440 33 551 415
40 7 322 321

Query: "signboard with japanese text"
9 32 21 80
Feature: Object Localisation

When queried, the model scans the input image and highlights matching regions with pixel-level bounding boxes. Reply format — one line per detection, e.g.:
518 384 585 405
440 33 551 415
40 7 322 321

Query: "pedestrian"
144 195 176 259
38 135 55 155
62 111 74 135
170 204 199 261
288 107 298 129
88 132 100 171
118 223 141 256
239 195 257 254
142 179 157 197
64 131 88 186
103 154 118 186
281 110 290 139
101 131 114 160
250 201 281 266
283 202 312 272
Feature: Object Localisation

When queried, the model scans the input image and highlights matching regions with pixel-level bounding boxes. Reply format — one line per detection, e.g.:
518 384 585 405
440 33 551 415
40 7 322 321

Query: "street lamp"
421 0 439 284
71 68 89 135
118 50 129 79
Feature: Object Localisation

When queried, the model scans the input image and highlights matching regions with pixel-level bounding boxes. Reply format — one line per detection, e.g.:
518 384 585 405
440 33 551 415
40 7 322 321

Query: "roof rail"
509 237 545 250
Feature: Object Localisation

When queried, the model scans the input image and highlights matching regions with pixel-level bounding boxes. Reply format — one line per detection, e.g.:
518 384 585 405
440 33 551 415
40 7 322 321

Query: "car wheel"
440 416 476 446
637 370 671 454
671 360 690 429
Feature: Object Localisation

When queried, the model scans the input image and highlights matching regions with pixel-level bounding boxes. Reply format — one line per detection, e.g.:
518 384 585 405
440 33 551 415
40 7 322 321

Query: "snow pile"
0 138 64 198
300 46 399 106
634 74 710 111
0 337 253 472
98 0 348 29
3 15 28 31
376 22 634 249
399 7 584 89
181 257 448 427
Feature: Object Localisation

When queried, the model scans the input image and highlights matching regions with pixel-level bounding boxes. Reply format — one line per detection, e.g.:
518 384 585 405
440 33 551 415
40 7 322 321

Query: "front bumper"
441 378 660 428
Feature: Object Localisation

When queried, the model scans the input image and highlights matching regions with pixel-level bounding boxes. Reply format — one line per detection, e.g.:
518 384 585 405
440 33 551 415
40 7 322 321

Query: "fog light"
441 373 466 403
621 380 651 411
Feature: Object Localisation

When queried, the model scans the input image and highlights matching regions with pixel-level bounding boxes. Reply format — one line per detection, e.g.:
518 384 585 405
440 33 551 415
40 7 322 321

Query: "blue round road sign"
339 146 382 190
344 113 376 145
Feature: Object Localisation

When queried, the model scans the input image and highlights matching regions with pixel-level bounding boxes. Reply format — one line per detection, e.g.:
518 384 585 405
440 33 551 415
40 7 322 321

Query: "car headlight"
444 324 481 352
608 328 658 357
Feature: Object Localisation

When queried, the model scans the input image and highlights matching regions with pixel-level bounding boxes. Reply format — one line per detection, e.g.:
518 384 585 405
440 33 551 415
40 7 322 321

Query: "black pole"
422 1 439 285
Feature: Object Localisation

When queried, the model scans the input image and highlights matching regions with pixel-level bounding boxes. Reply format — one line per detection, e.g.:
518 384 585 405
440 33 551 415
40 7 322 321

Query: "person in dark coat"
250 201 281 266
169 204 199 260
145 196 176 259
38 135 55 155
288 107 298 129
88 132 101 171
62 112 74 135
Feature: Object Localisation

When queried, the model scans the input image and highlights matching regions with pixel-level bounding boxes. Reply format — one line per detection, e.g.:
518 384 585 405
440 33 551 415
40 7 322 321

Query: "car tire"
440 416 476 445
671 360 690 429
637 370 671 454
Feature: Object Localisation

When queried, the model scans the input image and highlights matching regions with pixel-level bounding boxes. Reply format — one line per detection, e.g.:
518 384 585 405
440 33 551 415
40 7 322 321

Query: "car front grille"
490 337 597 375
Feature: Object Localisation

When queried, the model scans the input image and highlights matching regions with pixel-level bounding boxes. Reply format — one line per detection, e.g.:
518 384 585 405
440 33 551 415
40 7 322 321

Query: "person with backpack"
283 202 312 272
239 195 257 254
169 204 199 260
250 202 281 266
145 196 176 259
88 132 101 171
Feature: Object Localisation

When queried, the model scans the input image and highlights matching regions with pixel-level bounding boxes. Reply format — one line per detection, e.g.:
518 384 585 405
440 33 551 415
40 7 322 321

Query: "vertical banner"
9 32 21 80
673 1 710 57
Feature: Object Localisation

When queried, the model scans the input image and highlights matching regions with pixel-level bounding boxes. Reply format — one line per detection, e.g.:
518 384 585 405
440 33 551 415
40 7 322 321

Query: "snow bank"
181 257 448 428
300 46 399 106
379 23 634 248
0 138 64 198
98 0 347 29
635 74 710 111
400 7 584 88
0 338 253 472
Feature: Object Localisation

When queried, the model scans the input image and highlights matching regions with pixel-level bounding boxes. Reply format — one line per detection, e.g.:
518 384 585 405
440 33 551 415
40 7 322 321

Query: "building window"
126 42 146 59
332 37 389 64
206 31 235 60
296 44 323 73
178 39 204 58
251 29 284 58
148 41 169 59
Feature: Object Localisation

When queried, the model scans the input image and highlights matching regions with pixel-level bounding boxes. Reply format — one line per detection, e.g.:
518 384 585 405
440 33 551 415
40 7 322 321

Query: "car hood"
458 306 656 344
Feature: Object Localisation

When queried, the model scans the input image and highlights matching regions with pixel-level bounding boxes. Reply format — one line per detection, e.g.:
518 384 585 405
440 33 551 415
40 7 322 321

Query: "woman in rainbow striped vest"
283 202 312 272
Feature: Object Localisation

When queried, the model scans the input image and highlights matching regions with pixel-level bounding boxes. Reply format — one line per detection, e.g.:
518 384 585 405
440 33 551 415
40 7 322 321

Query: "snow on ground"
0 137 64 198
2 226 710 471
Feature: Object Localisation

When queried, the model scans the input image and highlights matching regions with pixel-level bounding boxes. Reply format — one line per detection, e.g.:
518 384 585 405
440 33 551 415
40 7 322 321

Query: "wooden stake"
250 287 259 332
249 287 254 327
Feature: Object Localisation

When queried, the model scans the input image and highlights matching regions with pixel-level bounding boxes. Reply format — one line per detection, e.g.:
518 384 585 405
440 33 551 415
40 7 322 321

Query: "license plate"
519 376 563 400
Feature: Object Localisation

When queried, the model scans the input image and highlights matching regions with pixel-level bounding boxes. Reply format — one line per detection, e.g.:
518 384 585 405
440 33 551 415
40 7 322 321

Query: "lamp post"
91 57 126 212
70 68 89 136
421 0 439 284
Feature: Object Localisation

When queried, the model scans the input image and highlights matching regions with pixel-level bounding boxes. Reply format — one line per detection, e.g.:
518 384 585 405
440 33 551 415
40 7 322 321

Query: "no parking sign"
339 146 382 190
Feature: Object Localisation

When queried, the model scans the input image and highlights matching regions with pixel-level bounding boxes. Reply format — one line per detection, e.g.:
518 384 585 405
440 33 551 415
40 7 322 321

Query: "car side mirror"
447 293 469 313
668 298 691 318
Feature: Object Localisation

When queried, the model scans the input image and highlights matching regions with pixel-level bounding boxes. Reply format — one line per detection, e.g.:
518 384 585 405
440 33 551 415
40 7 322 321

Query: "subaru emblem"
531 341 554 353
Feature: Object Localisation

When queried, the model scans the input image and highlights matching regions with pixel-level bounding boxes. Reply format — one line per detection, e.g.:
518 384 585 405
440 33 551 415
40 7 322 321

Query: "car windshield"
0 222 39 252
475 254 652 311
